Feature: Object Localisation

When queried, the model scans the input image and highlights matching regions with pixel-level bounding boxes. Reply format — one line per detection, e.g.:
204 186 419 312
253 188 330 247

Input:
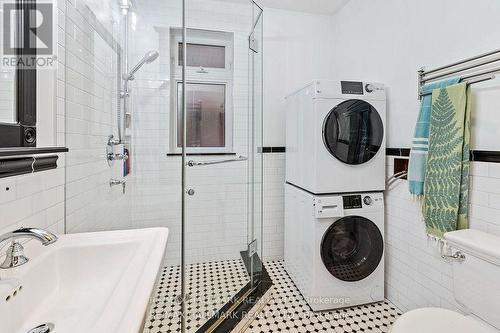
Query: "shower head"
142 50 160 64
124 50 159 81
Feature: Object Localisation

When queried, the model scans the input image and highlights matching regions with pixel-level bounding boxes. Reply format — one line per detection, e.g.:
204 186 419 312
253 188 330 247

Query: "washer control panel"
342 194 382 209
315 193 383 218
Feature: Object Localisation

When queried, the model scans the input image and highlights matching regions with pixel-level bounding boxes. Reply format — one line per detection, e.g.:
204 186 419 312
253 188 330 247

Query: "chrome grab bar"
187 155 248 167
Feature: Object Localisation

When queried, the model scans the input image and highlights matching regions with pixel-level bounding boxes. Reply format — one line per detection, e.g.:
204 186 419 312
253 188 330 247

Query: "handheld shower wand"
123 50 159 81
115 50 159 144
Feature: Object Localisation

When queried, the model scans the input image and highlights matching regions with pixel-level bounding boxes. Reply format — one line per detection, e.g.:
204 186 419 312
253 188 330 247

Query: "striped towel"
408 78 461 197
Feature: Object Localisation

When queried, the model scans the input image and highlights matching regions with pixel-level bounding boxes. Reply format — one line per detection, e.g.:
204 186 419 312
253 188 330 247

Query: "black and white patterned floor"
144 260 401 333
246 261 401 333
144 259 249 333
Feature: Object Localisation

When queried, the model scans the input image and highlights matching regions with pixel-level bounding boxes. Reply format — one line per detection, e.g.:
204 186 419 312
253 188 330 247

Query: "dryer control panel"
300 80 386 100
341 81 364 95
343 195 362 209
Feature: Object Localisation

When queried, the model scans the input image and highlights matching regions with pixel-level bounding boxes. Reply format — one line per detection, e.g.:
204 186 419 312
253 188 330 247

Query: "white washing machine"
284 183 384 311
285 80 386 194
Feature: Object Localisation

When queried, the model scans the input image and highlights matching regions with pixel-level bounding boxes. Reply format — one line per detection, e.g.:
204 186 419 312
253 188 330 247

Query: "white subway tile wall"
64 0 131 234
0 168 65 237
263 153 285 261
384 157 500 313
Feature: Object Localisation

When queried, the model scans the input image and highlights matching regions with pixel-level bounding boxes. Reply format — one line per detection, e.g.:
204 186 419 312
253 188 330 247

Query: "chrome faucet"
0 228 58 269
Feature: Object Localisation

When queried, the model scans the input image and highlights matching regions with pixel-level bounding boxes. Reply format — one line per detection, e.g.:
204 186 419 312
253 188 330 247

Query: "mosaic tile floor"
246 261 401 333
143 259 249 333
144 260 401 333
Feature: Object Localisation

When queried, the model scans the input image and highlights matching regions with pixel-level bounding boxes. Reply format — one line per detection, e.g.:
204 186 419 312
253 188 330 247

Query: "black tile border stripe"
259 146 286 153
470 150 500 163
169 147 286 155
386 148 410 157
387 147 500 163
0 155 59 179
0 147 68 157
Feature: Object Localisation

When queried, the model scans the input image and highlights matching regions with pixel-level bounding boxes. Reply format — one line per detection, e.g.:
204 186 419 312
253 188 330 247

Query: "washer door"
321 216 383 282
323 100 383 165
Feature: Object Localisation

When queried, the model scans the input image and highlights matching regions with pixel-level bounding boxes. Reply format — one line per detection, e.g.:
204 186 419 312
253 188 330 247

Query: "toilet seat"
390 308 498 333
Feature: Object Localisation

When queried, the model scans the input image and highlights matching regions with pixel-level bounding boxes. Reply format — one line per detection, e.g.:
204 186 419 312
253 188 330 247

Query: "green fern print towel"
423 83 471 237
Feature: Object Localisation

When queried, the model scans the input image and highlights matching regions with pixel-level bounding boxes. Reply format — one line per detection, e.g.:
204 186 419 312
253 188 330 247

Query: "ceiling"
255 0 349 15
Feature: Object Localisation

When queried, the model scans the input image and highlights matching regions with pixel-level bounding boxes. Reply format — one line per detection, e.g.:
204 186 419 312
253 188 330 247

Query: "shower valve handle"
107 153 128 161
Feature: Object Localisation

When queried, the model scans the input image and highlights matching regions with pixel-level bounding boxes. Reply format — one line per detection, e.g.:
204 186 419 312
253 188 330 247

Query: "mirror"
0 0 38 148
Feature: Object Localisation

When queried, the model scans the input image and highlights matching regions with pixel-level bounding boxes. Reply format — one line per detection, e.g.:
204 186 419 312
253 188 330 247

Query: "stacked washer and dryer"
284 80 386 311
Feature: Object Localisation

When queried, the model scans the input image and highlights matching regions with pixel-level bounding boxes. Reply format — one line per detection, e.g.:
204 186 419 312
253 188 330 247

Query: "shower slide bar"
418 47 500 99
187 155 248 167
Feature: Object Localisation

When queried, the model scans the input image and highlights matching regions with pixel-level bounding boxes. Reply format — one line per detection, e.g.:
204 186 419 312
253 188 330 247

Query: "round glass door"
321 216 383 282
323 100 383 165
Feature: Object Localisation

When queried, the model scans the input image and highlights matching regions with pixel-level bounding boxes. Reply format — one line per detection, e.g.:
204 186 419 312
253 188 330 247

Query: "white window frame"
171 79 233 154
169 28 234 154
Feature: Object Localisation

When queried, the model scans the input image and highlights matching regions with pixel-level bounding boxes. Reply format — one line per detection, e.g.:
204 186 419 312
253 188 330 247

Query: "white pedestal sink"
0 227 169 333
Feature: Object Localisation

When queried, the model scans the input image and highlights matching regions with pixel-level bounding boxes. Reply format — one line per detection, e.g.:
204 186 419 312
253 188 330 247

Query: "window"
177 83 226 148
170 28 234 154
178 43 226 68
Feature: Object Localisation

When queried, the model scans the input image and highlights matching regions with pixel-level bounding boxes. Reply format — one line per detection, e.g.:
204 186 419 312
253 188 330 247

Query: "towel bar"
418 48 500 99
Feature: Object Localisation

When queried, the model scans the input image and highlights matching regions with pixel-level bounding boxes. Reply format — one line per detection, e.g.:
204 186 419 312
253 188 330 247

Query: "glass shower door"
179 1 264 332
248 2 264 290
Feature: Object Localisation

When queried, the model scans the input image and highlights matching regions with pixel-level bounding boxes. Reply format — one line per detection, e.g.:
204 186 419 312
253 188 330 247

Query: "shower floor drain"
27 323 55 333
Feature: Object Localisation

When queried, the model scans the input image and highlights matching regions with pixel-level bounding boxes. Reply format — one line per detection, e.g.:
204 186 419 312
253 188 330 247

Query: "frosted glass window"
178 43 226 68
177 83 226 148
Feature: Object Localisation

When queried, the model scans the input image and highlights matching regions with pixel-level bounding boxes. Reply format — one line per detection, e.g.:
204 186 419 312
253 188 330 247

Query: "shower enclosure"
63 0 264 332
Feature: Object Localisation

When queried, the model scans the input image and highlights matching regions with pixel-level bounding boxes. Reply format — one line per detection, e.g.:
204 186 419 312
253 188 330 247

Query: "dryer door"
323 100 383 165
321 216 383 282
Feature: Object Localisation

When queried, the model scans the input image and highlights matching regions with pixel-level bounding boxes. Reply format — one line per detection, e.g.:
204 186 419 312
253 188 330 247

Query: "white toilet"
390 229 500 333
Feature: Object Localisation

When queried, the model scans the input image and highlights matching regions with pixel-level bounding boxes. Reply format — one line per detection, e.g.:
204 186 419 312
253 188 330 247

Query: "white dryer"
284 183 384 311
285 80 386 194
